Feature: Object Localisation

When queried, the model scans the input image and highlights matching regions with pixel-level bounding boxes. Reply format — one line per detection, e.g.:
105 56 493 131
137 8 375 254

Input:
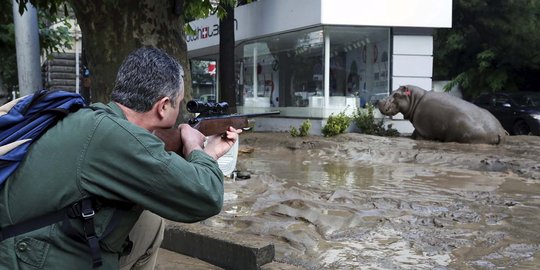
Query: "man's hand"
179 124 206 157
203 126 242 160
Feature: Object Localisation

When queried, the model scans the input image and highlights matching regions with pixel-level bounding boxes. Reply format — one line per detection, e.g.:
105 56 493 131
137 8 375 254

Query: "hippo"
377 85 507 144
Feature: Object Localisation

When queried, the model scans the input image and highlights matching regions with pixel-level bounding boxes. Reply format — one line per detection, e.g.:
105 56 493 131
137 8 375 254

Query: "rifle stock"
191 117 249 136
154 111 280 153
190 111 280 136
153 128 182 153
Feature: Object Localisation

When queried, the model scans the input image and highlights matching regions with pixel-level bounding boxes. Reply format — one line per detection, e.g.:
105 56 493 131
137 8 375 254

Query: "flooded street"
201 132 540 269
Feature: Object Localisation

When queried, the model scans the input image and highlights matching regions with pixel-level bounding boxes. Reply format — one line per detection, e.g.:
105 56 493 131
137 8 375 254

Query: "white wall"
391 35 433 91
235 0 321 41
187 0 321 56
393 35 433 55
321 0 452 28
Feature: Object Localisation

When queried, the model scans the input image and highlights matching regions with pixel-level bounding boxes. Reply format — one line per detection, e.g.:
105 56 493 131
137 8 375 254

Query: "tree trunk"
69 0 192 119
218 2 236 113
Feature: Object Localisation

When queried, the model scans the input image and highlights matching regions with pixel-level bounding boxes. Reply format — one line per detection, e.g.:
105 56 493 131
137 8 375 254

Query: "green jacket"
0 102 224 269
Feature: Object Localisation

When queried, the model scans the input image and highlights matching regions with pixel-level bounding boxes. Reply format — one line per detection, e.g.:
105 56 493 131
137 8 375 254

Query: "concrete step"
156 248 306 270
158 222 307 269
161 222 274 270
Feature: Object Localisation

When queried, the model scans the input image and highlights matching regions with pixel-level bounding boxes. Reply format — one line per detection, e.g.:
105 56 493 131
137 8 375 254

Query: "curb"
161 222 275 270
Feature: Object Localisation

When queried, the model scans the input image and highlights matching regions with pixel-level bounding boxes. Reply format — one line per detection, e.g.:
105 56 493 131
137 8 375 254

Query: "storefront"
187 0 452 132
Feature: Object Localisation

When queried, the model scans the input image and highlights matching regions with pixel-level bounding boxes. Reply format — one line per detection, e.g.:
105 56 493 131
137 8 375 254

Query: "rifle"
154 100 280 153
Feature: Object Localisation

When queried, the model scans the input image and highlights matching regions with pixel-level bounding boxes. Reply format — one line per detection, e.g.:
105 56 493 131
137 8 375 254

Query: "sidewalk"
156 248 223 269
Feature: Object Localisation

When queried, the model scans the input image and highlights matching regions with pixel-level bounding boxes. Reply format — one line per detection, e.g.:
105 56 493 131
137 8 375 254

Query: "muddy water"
202 133 540 269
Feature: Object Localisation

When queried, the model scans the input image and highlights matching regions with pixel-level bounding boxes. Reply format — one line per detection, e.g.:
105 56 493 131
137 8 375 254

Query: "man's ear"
155 96 171 119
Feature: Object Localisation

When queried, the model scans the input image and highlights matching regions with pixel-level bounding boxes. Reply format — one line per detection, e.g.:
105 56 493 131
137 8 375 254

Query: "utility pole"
12 0 42 96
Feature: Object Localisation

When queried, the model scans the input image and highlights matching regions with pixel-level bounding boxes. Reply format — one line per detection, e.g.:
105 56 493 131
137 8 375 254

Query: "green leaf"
434 0 540 98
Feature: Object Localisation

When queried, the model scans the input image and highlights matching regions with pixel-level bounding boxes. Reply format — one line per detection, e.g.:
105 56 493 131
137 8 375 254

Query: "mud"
201 133 540 269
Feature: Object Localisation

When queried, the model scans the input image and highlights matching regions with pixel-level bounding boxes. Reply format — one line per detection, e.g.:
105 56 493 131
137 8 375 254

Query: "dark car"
473 92 540 135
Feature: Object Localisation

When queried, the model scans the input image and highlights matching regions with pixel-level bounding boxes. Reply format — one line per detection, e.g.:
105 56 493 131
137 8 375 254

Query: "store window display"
328 26 390 108
236 29 324 110
235 26 390 117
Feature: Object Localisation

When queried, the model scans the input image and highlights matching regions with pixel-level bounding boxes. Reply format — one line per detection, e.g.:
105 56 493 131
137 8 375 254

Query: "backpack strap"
0 198 130 268
0 205 67 241
80 198 102 268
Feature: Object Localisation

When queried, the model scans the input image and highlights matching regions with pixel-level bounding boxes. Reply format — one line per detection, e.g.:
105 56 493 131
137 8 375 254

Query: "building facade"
187 0 453 134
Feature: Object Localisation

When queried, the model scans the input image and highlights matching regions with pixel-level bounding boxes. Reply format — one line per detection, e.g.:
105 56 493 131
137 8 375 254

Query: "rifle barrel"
189 111 280 136
196 111 280 121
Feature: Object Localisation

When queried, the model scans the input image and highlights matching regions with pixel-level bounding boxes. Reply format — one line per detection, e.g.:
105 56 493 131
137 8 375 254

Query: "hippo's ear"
400 86 412 96
394 86 411 97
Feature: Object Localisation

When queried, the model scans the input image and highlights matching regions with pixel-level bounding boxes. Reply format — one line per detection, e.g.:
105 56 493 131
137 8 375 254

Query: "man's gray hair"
111 47 184 112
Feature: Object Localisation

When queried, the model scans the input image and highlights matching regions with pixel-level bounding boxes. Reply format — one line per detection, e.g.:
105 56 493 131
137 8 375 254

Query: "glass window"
190 59 217 103
234 26 390 117
236 27 324 113
512 93 540 107
327 26 390 107
495 95 510 107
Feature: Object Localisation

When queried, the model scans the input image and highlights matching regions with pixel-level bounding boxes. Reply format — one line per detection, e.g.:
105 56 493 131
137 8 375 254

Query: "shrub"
290 126 299 137
298 119 311 137
322 110 351 137
353 104 399 136
290 119 312 137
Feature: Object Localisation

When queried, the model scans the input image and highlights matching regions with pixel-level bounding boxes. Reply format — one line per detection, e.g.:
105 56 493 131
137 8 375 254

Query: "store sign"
187 19 239 43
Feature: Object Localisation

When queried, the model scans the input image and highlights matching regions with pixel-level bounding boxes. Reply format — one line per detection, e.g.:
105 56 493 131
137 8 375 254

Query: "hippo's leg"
411 130 428 140
411 130 418 139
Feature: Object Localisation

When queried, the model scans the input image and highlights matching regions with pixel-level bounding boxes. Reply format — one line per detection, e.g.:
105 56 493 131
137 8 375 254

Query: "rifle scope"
187 100 229 115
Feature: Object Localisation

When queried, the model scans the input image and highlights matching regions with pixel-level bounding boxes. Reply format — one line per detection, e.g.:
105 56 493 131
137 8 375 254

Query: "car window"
527 95 540 107
494 96 510 107
475 95 494 106
511 94 540 107
511 96 529 107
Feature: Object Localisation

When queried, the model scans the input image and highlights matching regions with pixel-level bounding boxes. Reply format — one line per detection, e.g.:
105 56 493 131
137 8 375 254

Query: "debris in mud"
286 140 335 150
480 157 509 172
233 170 251 180
504 201 518 207
239 146 255 154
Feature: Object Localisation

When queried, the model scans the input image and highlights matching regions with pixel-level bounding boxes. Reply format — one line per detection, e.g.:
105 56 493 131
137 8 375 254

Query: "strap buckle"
82 209 95 219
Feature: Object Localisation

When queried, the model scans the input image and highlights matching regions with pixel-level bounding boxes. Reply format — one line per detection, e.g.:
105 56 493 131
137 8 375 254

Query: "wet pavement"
156 248 223 270
170 132 540 269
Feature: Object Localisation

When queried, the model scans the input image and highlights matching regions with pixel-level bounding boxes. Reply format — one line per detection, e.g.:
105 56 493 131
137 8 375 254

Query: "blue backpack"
0 89 86 186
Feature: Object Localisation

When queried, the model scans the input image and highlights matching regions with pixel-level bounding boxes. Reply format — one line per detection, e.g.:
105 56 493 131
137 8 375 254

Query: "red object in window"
208 63 216 75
